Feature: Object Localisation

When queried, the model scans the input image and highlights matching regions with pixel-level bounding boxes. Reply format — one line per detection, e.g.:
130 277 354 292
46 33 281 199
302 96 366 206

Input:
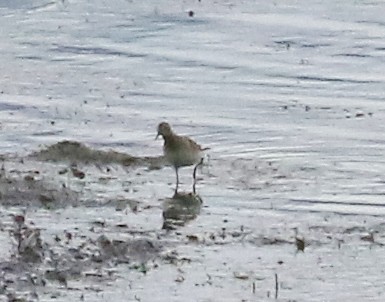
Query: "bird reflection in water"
162 191 203 230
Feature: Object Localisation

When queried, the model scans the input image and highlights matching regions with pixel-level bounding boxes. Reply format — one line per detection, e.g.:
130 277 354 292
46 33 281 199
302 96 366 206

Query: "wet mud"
30 140 165 169
0 141 384 301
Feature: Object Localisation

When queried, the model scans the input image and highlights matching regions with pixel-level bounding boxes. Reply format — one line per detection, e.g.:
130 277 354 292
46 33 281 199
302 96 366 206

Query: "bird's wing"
185 136 209 151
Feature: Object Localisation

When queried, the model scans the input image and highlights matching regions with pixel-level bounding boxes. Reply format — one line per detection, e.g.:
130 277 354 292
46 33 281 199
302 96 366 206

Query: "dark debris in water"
0 214 165 301
105 198 139 213
0 166 78 209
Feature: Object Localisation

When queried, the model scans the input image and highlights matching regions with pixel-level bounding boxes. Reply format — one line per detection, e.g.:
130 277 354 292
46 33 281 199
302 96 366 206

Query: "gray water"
1 0 385 301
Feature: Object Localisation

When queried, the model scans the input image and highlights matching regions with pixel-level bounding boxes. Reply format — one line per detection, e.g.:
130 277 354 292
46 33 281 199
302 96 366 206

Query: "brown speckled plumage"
156 122 208 193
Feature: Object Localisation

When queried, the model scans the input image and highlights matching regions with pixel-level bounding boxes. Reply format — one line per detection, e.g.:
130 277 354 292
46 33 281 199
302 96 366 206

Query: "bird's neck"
162 133 175 143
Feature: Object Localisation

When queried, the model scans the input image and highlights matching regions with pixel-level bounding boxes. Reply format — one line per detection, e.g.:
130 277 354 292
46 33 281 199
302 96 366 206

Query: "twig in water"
275 273 278 299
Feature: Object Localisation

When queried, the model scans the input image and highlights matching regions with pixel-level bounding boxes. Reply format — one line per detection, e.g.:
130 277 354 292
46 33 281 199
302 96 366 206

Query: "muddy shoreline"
0 141 384 301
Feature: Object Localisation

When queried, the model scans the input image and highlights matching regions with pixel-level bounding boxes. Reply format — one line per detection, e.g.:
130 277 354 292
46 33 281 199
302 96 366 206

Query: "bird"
156 122 208 194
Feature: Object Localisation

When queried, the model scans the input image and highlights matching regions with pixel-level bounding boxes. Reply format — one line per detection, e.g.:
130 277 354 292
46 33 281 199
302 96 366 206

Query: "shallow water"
1 0 385 301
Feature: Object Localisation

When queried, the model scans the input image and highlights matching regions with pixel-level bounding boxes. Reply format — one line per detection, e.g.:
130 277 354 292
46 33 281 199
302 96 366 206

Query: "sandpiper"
156 122 208 193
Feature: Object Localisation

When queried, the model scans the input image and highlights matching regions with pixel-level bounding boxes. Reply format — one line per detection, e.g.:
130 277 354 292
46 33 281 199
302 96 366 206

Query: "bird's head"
156 122 173 139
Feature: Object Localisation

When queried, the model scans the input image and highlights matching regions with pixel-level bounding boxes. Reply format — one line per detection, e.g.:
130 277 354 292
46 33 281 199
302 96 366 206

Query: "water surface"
1 0 385 301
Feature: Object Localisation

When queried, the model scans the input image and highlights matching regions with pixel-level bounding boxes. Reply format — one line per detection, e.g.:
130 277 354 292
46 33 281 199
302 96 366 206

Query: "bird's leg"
193 158 204 193
193 158 204 180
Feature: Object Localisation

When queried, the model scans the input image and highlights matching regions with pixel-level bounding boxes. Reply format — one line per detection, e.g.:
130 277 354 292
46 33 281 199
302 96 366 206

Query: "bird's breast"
164 144 201 168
